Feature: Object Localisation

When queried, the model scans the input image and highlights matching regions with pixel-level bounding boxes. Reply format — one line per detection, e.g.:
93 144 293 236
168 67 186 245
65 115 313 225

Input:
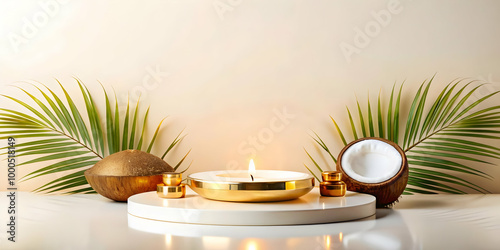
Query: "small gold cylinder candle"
163 172 182 186
157 183 186 199
320 181 346 197
321 171 342 182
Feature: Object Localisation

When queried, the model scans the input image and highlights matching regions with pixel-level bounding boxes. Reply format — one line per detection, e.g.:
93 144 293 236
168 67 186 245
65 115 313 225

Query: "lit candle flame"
249 159 256 181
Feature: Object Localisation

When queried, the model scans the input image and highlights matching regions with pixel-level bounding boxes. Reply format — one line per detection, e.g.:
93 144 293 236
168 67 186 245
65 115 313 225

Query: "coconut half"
85 150 174 201
336 137 408 207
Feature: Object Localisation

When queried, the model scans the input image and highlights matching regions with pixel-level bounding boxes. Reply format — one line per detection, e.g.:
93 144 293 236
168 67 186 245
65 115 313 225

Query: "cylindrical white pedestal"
128 187 375 226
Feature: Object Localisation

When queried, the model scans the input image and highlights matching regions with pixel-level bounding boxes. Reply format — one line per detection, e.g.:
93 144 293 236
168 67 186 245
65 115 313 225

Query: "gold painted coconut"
84 150 174 201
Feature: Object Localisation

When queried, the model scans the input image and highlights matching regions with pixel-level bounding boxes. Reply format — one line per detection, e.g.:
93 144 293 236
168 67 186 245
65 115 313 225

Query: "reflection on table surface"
128 209 416 249
1 192 499 249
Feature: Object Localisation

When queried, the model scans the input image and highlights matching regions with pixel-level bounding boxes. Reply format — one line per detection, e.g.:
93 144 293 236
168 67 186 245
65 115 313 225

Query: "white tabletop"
1 191 499 250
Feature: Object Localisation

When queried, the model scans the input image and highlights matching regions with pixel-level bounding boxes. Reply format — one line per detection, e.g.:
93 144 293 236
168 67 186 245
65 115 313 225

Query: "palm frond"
76 79 105 155
0 79 190 194
377 89 385 138
128 97 141 149
367 94 375 137
306 77 500 194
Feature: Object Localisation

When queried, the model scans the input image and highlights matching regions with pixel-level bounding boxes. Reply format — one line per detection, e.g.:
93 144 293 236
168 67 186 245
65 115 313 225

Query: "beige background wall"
1 0 500 192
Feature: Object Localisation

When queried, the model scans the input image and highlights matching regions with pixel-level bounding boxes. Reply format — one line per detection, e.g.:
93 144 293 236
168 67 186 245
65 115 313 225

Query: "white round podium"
128 186 375 226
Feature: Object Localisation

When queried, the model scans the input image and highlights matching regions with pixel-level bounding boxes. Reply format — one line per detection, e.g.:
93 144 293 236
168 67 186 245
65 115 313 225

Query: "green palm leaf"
128 97 141 149
306 77 499 195
76 79 105 155
377 91 384 138
0 79 190 194
367 95 375 137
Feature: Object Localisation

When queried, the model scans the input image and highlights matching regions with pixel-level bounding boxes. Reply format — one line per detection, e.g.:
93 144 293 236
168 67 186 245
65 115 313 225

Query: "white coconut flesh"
341 139 402 184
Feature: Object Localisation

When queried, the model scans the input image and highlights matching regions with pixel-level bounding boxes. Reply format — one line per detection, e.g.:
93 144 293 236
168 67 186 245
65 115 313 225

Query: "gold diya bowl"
187 170 315 202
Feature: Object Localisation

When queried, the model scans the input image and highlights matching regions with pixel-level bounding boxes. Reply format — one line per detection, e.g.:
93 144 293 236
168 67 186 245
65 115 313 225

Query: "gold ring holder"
320 171 346 197
157 172 185 199
157 184 186 198
187 177 315 202
322 171 342 182
320 181 346 197
163 172 182 186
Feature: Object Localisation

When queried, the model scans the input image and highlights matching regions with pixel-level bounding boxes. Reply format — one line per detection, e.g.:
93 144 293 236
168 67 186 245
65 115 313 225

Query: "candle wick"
250 174 254 181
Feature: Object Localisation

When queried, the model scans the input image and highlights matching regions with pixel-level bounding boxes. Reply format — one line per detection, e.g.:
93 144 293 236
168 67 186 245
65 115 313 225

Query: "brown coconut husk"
85 150 174 201
336 137 409 207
